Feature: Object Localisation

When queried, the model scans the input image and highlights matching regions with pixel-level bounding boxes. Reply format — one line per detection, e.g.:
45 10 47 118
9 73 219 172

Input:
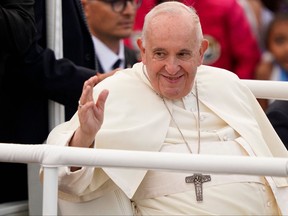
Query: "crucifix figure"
185 173 211 202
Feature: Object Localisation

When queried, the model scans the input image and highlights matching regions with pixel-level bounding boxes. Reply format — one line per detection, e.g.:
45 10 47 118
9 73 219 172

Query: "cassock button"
267 201 271 207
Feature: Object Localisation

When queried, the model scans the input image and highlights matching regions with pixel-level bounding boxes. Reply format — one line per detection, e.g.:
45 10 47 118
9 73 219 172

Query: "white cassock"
46 62 288 215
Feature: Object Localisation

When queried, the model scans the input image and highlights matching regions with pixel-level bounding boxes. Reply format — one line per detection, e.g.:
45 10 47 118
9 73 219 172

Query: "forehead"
271 20 288 32
147 14 197 47
150 12 194 29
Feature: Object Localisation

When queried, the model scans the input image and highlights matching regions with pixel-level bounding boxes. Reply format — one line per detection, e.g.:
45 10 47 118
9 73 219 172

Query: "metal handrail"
241 79 288 101
0 143 288 215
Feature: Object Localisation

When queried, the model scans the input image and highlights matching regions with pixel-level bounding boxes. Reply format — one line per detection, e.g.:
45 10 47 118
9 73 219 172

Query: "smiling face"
137 9 208 100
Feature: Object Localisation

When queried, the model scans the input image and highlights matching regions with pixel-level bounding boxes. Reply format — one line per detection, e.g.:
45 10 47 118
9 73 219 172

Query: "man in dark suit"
266 100 288 150
0 0 36 204
0 0 113 203
81 0 139 74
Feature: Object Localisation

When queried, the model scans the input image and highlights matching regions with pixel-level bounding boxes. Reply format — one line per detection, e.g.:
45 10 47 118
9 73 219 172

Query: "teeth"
164 75 180 80
169 76 179 80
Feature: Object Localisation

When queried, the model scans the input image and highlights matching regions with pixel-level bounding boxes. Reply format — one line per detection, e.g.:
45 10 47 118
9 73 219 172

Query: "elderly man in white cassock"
45 1 288 215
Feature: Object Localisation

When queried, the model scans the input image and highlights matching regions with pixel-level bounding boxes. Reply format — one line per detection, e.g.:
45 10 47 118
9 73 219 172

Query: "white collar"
92 36 125 72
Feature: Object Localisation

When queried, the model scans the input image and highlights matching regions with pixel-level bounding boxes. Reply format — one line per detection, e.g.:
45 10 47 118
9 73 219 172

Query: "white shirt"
92 35 125 72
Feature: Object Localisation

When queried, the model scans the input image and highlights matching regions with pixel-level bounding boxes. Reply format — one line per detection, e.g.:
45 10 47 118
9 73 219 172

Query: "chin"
163 92 184 100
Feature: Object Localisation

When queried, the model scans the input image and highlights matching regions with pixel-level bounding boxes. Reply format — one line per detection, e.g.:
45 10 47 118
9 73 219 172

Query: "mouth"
118 21 134 29
162 74 183 81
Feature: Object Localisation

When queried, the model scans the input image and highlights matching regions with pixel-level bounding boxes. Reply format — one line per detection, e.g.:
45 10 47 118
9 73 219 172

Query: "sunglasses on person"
90 0 142 13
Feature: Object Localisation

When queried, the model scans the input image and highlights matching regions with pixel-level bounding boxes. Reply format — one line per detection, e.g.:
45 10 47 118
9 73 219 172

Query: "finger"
111 68 120 74
79 75 99 105
78 85 90 109
95 89 109 114
84 76 99 92
97 70 118 82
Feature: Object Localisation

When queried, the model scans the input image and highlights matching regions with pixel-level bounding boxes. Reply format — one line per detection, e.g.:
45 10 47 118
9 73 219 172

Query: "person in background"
262 13 288 82
0 0 36 204
262 12 288 149
266 100 288 149
23 0 105 121
255 12 288 110
81 0 140 74
46 2 288 215
0 0 114 204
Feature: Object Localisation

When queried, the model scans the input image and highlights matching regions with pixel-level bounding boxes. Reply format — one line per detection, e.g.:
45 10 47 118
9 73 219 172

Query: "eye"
177 51 193 60
274 36 286 46
153 50 167 60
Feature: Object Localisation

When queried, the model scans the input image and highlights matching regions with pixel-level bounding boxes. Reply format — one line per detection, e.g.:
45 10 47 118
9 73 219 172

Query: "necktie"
112 59 122 69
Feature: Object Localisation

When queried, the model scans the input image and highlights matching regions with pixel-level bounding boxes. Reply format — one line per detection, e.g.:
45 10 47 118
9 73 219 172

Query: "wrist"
69 127 95 148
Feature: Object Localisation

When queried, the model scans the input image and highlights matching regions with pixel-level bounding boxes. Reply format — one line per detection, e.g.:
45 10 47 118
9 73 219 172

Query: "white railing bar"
1 143 288 215
0 143 287 177
241 79 288 100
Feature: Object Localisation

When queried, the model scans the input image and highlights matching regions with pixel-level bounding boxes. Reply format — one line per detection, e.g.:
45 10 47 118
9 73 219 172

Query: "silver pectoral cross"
185 173 211 202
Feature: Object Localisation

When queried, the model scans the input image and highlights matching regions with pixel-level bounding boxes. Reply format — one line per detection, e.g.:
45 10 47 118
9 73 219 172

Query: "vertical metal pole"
43 0 64 215
46 0 65 131
42 167 58 216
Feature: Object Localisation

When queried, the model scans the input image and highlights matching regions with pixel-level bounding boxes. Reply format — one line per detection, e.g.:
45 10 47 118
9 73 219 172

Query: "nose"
165 57 180 75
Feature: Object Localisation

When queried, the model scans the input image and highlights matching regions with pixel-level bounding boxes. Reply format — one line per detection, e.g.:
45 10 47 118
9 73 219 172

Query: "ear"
137 38 146 63
199 39 209 62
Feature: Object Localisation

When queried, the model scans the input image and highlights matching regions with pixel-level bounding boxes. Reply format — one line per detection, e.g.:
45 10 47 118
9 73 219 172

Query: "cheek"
145 57 164 71
270 44 284 58
141 55 147 64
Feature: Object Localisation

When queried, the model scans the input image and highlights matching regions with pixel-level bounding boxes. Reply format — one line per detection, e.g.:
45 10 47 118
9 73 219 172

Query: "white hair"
141 1 204 47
